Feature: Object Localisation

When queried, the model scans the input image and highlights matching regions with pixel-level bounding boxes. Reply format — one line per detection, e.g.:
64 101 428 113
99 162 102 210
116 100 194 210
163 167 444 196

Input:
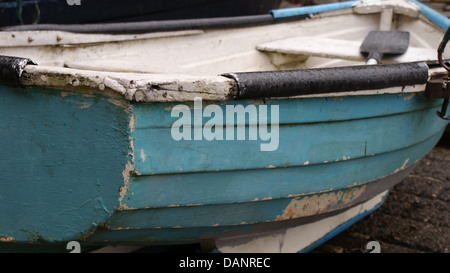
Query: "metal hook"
435 26 450 120
437 98 450 120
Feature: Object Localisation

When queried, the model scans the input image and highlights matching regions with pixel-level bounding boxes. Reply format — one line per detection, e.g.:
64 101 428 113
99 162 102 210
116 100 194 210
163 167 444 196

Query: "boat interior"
0 0 448 77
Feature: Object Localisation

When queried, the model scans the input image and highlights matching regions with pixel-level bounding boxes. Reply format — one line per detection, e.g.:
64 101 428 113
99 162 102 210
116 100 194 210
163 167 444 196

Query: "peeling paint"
394 158 410 173
0 236 15 243
20 65 237 103
107 98 128 108
140 149 146 162
276 186 366 221
128 112 135 134
403 93 416 101
118 161 134 210
76 101 92 109
303 161 310 166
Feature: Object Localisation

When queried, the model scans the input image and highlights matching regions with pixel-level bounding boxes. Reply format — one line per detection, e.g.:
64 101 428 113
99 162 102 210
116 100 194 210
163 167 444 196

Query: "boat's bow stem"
425 26 450 120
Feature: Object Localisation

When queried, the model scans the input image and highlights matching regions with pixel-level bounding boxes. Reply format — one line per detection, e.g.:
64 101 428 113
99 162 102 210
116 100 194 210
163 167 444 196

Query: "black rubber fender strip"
0 55 37 86
223 62 430 99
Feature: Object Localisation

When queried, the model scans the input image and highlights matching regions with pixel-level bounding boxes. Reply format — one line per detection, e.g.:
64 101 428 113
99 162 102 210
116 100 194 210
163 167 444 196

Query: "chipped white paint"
0 29 204 47
394 158 410 173
215 191 388 253
354 0 420 18
140 149 146 163
20 65 237 102
0 0 447 103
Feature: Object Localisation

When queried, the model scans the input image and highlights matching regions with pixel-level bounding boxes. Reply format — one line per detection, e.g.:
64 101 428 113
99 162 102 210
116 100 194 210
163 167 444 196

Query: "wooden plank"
20 65 237 102
131 94 445 175
256 36 439 63
0 30 204 47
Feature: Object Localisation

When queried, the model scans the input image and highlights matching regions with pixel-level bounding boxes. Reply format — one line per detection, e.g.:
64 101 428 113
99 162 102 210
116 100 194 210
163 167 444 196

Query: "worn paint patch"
0 236 15 243
20 66 237 102
140 149 146 162
118 161 135 211
276 186 366 221
402 93 416 101
394 158 410 173
76 101 92 109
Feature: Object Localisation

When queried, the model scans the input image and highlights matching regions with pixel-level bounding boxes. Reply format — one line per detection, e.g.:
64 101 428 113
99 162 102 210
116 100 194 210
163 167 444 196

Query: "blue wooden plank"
88 129 439 244
133 93 439 128
122 130 443 209
114 131 441 214
0 85 130 243
131 94 446 175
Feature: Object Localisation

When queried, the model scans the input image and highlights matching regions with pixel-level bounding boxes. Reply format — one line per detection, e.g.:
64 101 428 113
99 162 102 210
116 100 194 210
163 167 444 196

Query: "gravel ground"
313 129 450 253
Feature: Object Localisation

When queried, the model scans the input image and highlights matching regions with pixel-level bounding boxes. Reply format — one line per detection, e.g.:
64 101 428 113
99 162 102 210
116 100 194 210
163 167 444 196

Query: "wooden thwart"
256 36 437 63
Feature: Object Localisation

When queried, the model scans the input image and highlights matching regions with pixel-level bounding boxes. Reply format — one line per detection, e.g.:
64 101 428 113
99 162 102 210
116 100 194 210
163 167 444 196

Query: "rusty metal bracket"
427 26 450 120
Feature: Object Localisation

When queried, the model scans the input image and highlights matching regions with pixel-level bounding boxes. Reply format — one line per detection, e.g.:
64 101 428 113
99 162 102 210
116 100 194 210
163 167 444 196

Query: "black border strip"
0 55 36 86
223 62 430 99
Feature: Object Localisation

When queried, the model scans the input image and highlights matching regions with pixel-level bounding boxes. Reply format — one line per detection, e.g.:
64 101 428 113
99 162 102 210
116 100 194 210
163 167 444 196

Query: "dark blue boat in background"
0 0 281 26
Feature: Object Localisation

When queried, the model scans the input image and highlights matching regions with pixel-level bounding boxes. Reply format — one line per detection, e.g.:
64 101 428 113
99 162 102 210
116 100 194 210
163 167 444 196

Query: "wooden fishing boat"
0 0 449 253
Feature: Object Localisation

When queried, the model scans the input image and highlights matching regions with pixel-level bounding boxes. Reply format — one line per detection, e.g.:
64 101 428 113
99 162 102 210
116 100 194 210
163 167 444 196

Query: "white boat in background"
0 0 449 253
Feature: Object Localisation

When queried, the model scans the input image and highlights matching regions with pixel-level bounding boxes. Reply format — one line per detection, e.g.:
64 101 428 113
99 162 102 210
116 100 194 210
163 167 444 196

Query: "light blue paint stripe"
407 0 450 30
270 0 360 18
299 193 387 253
270 0 450 30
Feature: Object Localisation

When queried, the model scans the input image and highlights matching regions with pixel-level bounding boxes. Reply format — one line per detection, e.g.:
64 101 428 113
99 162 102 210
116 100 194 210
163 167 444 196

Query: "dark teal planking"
1 83 448 246
122 131 443 209
132 93 440 128
89 134 441 244
0 84 130 243
108 132 443 230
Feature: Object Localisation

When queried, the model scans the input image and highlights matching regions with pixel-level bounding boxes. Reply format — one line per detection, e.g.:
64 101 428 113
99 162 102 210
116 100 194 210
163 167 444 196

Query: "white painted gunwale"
2 0 449 102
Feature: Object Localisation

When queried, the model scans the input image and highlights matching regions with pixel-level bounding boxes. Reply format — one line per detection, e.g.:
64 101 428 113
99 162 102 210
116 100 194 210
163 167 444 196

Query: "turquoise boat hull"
1 0 450 253
0 82 447 252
